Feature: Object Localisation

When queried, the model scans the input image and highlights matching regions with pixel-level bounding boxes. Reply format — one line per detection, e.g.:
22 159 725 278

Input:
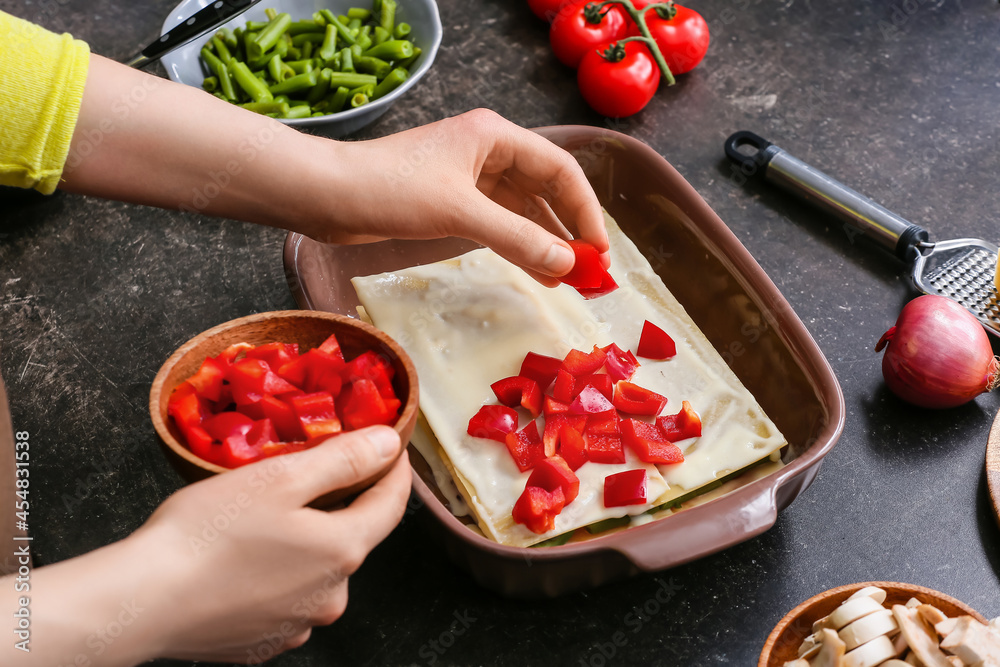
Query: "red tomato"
527 0 577 22
577 40 660 117
550 0 629 68
628 4 710 75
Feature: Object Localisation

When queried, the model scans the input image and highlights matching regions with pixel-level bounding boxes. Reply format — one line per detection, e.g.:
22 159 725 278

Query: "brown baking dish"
282 125 846 598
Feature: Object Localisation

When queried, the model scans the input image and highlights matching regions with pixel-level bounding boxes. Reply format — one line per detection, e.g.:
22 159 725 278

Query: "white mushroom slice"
846 586 888 606
903 652 922 665
843 634 896 667
918 604 950 629
839 609 898 650
893 604 954 667
939 616 1000 665
907 598 923 609
781 660 810 667
988 617 1000 639
798 632 822 659
936 617 962 638
826 597 887 631
811 628 847 667
892 630 909 658
880 661 913 667
943 658 964 667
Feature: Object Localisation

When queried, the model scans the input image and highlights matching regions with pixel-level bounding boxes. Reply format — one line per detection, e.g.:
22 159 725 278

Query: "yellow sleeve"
0 11 89 194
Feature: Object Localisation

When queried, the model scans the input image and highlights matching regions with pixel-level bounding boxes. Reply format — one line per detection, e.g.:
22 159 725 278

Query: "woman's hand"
7 426 410 666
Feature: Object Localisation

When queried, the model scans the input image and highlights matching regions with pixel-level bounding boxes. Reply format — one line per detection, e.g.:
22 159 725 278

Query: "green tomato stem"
593 0 676 86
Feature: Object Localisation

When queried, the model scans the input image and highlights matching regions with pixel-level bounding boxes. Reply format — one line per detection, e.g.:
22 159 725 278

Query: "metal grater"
725 131 1000 336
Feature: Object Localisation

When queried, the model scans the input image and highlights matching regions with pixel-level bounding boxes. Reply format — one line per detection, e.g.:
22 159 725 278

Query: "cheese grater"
725 131 1000 336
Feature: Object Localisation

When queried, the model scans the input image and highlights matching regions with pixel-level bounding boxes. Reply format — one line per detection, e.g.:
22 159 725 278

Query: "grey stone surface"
1 0 999 665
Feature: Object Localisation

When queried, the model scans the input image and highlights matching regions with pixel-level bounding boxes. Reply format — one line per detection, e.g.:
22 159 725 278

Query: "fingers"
275 426 403 505
332 450 412 554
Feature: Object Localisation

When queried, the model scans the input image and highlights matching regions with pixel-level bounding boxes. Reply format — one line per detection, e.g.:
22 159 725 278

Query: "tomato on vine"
527 0 577 22
627 3 709 74
550 0 630 68
577 40 660 117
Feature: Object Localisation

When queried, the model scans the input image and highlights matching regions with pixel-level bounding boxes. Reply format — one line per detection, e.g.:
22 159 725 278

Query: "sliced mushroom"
892 604 954 667
936 617 962 638
845 586 888 606
939 615 1000 665
906 598 922 609
780 660 810 667
825 597 886 631
839 608 898 650
843 634 896 667
810 628 847 667
880 661 912 667
797 632 822 659
918 604 949 629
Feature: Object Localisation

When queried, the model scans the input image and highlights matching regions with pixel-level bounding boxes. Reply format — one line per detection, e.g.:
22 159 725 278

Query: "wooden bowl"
759 581 987 667
149 310 419 505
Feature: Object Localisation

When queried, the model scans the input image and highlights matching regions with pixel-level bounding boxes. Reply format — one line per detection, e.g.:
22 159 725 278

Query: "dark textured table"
2 0 1000 665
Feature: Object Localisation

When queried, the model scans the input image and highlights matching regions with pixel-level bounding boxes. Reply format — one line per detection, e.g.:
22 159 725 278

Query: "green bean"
350 43 363 60
350 93 369 108
250 13 291 59
312 111 326 117
312 11 326 25
285 59 314 74
337 14 350 24
372 25 390 46
328 51 342 70
318 24 338 61
274 94 290 104
338 47 354 73
301 40 313 59
380 0 396 33
264 7 277 21
306 68 333 104
347 17 362 33
284 105 312 119
361 39 412 61
347 7 372 20
372 67 407 99
267 70 318 96
325 86 351 113
393 22 410 39
216 27 238 51
247 50 274 70
355 56 392 79
327 71 377 88
286 45 302 60
245 20 269 32
213 91 228 101
319 10 357 46
356 29 372 51
201 48 237 101
288 98 310 107
231 60 274 102
202 75 218 92
273 36 288 58
267 53 286 82
291 32 324 45
396 46 422 71
348 82 374 98
212 35 233 65
254 70 267 81
241 101 289 115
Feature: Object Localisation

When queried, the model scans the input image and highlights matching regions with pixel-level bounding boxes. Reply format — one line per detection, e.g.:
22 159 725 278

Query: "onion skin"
875 295 999 409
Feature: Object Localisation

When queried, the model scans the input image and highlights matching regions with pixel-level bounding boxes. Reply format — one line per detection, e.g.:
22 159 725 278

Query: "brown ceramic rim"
149 310 420 475
758 581 987 667
988 407 1000 528
283 125 846 576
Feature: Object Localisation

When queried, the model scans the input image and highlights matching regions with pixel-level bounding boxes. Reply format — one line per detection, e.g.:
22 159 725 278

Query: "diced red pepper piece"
558 425 588 471
277 353 311 388
301 349 346 396
620 418 684 465
612 381 668 416
228 358 299 405
342 350 395 399
491 376 543 418
519 351 563 389
218 417 277 468
467 405 518 442
602 343 639 382
561 346 608 377
568 385 615 415
245 342 299 374
585 433 626 464
317 333 345 362
575 270 618 300
202 411 255 442
543 395 571 417
216 342 253 365
168 384 208 433
183 424 221 465
341 378 398 430
288 391 343 439
560 240 606 289
186 356 228 402
637 321 677 360
527 456 580 503
504 421 546 472
656 400 702 441
552 369 576 404
542 414 586 457
258 394 305 441
572 373 613 401
512 485 566 534
586 409 620 436
604 469 647 507
246 418 279 448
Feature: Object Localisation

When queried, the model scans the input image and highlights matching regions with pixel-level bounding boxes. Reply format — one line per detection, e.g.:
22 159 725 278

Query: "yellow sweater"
0 11 89 194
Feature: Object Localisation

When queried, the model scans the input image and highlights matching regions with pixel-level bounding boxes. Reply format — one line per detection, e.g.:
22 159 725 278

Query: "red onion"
875 295 999 409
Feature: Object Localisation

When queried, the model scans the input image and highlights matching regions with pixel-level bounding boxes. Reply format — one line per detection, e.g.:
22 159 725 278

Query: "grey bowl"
161 0 442 136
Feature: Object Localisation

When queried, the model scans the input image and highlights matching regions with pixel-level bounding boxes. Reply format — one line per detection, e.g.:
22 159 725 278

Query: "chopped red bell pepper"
300 349 346 396
561 346 608 376
467 405 518 442
216 342 253 365
519 351 562 389
656 400 702 441
342 350 395 399
612 381 668 416
340 379 398 430
542 414 586 457
288 391 343 439
491 376 543 418
575 270 618 300
602 343 639 382
560 240 605 289
228 358 299 405
202 411 255 441
620 418 684 465
257 394 305 442
183 425 221 464
512 485 565 534
543 395 571 417
558 425 588 471
504 421 546 472
584 432 626 464
245 342 299 374
586 409 620 436
572 373 614 401
185 356 228 402
552 369 576 404
527 456 580 503
317 333 345 362
604 469 647 507
637 321 677 360
568 385 615 415
168 383 208 433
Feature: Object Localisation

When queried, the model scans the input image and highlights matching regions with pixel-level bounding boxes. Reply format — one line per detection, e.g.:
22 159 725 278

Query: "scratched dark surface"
1 0 999 665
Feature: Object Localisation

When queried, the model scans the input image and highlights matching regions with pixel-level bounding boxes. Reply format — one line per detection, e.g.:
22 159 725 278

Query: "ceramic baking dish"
282 125 845 598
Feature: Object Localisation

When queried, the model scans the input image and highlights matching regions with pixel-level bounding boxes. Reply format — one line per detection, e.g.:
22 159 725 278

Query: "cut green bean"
372 25 391 46
216 27 238 51
288 98 311 107
213 91 228 101
286 45 302 60
325 86 351 113
347 17 362 33
201 48 237 101
380 0 396 33
274 94 290 104
356 30 372 51
301 40 313 59
396 46 422 70
201 75 218 92
284 105 312 119
212 36 233 64
306 68 333 104
350 93 369 108
337 14 350 24
250 13 291 59
318 24 338 61
241 101 289 115
347 7 372 20
274 36 288 58
327 71 377 88
264 7 277 20
372 67 408 99
319 10 357 46
285 59 314 74
393 22 410 39
338 46 354 73
361 39 412 61
355 56 392 79
231 60 274 102
291 32 324 46
348 82 374 98
245 20 268 32
267 53 286 82
267 70 318 96
287 20 323 35
312 11 326 25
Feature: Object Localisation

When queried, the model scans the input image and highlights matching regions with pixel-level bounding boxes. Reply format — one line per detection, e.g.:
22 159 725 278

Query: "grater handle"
724 131 929 261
